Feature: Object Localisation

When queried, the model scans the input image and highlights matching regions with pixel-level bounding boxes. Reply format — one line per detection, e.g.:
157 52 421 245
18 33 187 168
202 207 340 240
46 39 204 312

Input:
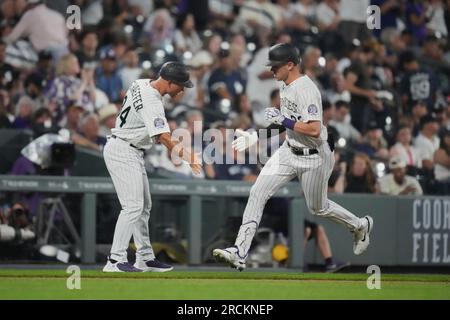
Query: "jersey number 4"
119 96 130 128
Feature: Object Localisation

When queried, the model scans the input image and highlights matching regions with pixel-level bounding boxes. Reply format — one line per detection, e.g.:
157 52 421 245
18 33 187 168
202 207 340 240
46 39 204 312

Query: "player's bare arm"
158 132 202 174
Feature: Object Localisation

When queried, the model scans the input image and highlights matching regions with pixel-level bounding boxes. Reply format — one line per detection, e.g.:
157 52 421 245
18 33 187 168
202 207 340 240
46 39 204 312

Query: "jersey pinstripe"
279 75 328 148
111 79 170 149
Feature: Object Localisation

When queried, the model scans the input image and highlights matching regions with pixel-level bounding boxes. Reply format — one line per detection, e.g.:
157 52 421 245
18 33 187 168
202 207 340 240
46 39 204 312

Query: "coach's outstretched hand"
265 108 285 125
232 129 258 152
187 151 203 174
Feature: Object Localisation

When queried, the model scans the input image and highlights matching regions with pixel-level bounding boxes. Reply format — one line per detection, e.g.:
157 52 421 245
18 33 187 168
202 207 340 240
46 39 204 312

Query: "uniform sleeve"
299 86 322 122
139 85 170 138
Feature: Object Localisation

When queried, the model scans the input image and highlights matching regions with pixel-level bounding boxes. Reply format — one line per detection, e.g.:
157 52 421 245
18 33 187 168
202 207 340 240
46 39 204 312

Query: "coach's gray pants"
235 142 363 259
103 137 155 262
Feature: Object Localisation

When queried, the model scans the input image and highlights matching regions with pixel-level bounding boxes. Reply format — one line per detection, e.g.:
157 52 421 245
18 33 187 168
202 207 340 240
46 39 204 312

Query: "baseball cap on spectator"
100 48 116 60
187 50 213 68
25 73 45 90
389 156 406 170
419 114 438 129
97 104 117 123
367 120 382 131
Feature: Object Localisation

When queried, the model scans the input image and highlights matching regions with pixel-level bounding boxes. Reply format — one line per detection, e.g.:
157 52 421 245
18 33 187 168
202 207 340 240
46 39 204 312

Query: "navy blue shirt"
208 67 246 109
400 69 437 111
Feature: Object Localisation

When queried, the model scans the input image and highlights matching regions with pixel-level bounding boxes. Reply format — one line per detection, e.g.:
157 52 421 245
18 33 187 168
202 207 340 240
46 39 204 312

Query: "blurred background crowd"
0 0 449 200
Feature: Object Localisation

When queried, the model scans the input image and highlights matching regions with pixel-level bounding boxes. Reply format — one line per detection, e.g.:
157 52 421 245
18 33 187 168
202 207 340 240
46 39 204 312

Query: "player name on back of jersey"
130 81 144 112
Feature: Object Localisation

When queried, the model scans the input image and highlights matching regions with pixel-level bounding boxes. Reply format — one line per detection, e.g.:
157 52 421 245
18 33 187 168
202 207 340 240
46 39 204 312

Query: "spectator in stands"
316 0 340 32
78 112 106 151
97 103 118 138
414 115 441 170
276 0 310 35
75 28 99 69
119 49 143 90
329 100 362 145
371 0 402 38
399 50 438 113
409 99 429 136
328 150 347 194
0 89 12 128
60 102 84 132
345 153 377 193
173 13 202 55
183 50 214 109
338 0 371 44
354 121 389 160
378 156 423 196
30 107 59 137
4 0 68 59
343 45 382 132
233 0 282 45
208 129 259 181
433 128 450 190
45 53 96 122
141 8 175 50
302 46 323 88
95 48 124 103
23 72 45 110
184 110 204 154
34 50 54 85
405 0 428 43
12 96 35 130
390 125 423 169
208 45 247 120
0 40 18 91
426 0 448 37
208 0 235 35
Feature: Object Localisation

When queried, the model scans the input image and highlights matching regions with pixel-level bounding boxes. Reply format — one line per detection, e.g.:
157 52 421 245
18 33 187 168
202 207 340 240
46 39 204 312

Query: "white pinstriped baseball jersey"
232 75 365 260
111 79 170 149
279 75 328 148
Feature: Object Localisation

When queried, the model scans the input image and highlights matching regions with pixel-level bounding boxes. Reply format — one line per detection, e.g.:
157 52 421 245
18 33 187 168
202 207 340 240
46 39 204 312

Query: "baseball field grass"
0 269 449 300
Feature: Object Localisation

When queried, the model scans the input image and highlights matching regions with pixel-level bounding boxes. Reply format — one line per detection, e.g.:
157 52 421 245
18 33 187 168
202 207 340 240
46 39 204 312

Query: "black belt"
287 142 318 156
111 135 145 152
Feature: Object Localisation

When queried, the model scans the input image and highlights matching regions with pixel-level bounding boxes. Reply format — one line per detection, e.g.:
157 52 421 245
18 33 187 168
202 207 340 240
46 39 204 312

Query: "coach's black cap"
266 43 300 67
159 61 194 88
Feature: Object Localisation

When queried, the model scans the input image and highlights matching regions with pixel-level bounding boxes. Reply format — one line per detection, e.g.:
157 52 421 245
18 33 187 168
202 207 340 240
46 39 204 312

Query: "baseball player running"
213 44 373 271
103 62 202 272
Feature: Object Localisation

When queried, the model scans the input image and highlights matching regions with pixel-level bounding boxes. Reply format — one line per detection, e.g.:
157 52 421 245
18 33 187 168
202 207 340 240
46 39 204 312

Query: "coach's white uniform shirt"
111 79 170 149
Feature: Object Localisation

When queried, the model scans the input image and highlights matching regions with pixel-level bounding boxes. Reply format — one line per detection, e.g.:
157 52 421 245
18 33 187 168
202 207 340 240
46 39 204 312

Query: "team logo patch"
154 118 165 129
307 104 318 115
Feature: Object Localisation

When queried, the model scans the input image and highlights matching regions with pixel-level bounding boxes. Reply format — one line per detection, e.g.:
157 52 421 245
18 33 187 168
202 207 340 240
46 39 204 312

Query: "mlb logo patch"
307 104 318 115
154 118 165 129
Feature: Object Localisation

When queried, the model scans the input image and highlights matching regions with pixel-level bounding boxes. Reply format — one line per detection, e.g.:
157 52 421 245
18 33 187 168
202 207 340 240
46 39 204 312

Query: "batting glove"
265 107 285 126
232 129 258 152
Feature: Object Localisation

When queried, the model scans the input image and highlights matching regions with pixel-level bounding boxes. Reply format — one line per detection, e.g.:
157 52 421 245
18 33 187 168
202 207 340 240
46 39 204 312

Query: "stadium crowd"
0 0 450 199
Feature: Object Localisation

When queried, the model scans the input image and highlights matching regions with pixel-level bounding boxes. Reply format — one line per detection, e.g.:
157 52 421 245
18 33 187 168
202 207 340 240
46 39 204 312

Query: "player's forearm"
158 132 196 164
264 123 286 138
280 119 320 138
